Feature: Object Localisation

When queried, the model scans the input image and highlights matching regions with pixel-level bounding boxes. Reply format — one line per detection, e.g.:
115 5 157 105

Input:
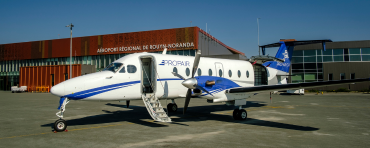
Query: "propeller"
171 50 213 114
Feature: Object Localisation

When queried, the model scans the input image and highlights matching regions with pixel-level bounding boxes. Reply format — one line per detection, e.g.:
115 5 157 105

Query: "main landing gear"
54 97 69 132
167 99 178 112
233 106 247 120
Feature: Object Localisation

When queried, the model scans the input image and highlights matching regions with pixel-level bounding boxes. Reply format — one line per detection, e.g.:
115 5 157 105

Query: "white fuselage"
51 52 283 102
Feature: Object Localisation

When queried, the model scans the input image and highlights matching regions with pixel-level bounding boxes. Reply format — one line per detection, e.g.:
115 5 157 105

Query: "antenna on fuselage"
162 48 167 55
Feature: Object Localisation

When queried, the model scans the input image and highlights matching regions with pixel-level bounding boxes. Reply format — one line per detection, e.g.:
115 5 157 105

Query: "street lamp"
257 18 260 55
66 23 74 79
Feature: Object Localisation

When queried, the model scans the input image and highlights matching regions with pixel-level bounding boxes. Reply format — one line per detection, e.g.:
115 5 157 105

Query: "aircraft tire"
54 119 67 132
233 109 240 120
167 103 178 112
238 109 247 120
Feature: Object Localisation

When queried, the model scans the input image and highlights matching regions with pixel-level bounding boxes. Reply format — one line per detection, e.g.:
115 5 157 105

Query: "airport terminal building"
290 40 370 91
0 27 244 91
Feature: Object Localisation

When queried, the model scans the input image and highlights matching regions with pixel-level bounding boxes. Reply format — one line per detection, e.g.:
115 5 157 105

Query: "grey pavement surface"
0 91 370 148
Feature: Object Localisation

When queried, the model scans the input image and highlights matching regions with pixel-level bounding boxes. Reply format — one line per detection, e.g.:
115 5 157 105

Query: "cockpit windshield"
103 63 123 72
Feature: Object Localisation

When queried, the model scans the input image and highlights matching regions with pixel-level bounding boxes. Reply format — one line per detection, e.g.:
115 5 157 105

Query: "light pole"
257 18 260 55
66 23 74 79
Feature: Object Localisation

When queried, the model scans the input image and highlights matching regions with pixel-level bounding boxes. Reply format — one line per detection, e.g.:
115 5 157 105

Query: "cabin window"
186 68 190 77
208 69 212 76
127 65 137 73
173 67 178 74
197 68 202 76
119 66 126 73
228 70 232 77
238 70 241 78
246 70 250 78
219 69 223 77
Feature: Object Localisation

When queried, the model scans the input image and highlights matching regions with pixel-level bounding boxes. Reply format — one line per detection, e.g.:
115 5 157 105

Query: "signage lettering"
97 42 194 53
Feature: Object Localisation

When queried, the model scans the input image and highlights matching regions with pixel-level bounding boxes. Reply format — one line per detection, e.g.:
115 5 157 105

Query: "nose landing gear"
54 97 69 132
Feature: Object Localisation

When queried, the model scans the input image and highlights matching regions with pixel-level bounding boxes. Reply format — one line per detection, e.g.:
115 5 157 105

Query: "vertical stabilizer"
262 42 294 73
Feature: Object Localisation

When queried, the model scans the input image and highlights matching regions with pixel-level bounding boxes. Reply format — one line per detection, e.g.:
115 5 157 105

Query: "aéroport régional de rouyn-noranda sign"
97 42 195 53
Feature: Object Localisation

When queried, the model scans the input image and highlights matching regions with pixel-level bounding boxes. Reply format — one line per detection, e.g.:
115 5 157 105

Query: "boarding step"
141 94 171 122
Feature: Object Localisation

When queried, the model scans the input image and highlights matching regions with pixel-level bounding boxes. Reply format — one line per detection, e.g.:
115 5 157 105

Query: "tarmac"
0 91 369 148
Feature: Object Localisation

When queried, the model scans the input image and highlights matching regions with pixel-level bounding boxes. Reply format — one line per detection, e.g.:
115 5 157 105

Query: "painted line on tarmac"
0 123 128 140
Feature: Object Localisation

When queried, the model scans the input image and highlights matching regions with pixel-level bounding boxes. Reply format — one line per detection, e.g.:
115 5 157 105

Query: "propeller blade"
172 72 186 80
191 50 201 78
183 89 192 114
195 85 213 96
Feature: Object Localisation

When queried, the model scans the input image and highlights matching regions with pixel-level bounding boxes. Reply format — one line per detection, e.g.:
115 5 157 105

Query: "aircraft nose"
51 83 65 97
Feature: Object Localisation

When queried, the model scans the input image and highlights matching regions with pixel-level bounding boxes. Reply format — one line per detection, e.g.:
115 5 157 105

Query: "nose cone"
182 78 198 89
51 83 65 97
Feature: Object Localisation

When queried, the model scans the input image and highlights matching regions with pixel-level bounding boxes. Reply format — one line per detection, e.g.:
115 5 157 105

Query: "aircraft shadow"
41 101 318 131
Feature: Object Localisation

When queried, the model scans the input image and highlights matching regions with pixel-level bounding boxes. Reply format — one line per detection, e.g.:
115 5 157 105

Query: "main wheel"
54 119 67 132
233 109 240 120
167 103 178 112
238 109 247 120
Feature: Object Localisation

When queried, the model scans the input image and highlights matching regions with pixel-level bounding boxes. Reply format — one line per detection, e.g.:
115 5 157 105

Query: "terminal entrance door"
253 64 267 86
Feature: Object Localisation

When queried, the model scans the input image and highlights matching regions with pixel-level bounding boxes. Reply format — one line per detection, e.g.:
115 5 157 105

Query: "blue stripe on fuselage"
64 76 241 100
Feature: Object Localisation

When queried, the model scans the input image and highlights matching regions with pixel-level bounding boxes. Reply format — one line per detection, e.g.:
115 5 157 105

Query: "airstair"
141 94 171 122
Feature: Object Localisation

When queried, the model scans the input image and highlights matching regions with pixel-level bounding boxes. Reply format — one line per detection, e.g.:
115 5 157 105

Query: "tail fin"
262 41 294 73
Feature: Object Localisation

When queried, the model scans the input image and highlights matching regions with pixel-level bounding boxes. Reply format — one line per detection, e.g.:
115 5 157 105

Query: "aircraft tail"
262 41 294 73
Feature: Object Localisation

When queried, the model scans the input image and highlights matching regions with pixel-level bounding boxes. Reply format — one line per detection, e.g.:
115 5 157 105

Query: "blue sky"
0 0 369 57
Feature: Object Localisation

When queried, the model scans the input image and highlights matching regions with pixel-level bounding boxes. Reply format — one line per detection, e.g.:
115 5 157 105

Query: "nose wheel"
54 119 68 132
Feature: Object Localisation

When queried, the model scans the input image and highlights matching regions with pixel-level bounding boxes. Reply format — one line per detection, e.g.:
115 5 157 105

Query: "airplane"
50 40 370 132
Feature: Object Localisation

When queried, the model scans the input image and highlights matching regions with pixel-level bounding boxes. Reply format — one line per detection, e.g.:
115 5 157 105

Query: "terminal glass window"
293 50 303 56
333 55 343 62
83 56 87 64
178 50 183 56
350 55 361 61
323 49 333 56
304 57 316 63
350 73 355 79
340 73 345 80
304 50 316 56
350 48 360 54
190 50 196 56
362 55 370 61
304 73 317 82
333 49 343 55
292 57 303 63
323 56 333 62
361 48 370 54
291 74 304 83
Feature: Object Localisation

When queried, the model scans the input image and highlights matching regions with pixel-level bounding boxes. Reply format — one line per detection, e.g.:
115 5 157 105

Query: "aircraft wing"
227 78 370 93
